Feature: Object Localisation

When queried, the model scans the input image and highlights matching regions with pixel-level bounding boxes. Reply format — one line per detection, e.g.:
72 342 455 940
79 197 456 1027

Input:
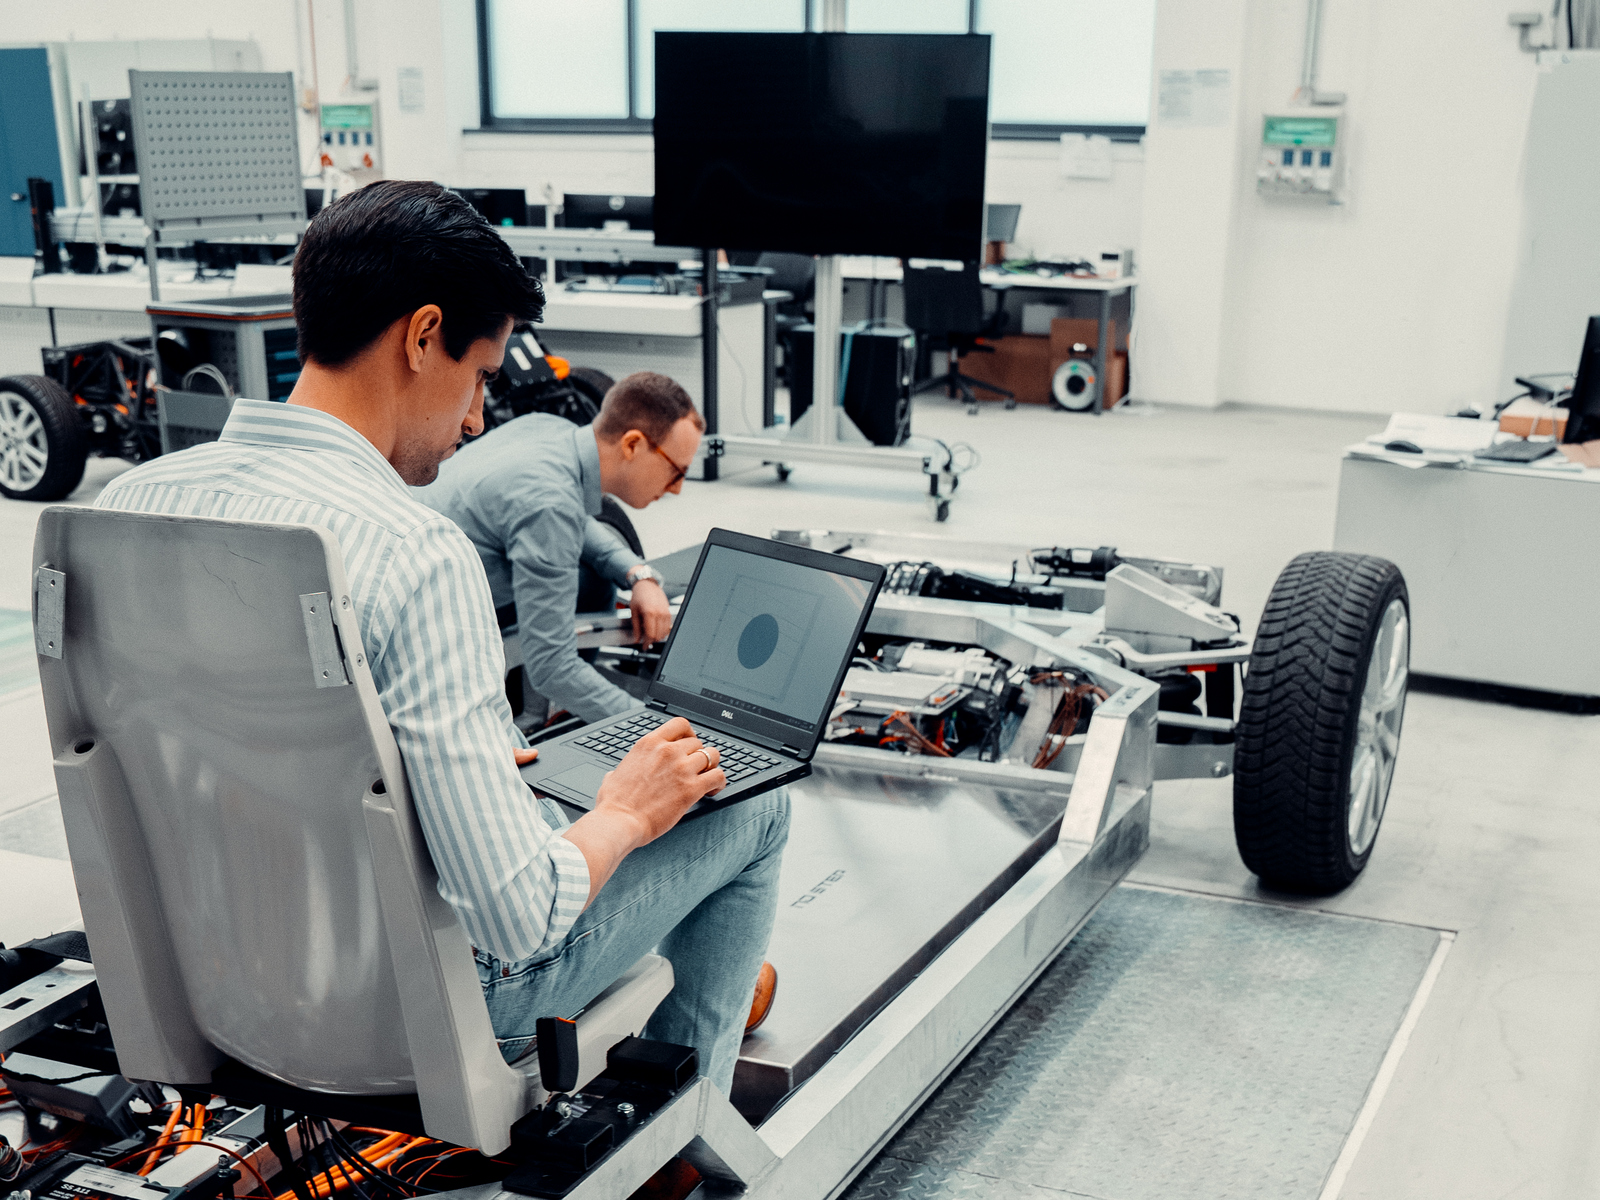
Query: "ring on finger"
695 747 713 771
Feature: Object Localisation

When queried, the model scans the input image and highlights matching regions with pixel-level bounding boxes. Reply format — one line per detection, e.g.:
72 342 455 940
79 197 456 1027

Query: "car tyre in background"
0 375 88 502
567 367 615 423
1233 551 1409 894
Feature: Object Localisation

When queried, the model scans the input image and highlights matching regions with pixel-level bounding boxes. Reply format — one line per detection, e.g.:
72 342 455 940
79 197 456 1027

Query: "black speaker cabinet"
786 325 914 447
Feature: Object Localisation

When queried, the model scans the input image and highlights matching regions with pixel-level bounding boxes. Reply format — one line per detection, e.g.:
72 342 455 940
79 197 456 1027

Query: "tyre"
0 375 89 502
567 367 615 414
1233 551 1409 894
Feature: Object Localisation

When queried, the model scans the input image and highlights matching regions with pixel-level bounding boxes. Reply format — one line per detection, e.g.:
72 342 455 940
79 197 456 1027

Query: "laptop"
519 528 885 813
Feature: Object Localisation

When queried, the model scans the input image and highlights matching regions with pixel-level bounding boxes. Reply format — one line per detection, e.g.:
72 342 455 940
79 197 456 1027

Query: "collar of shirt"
577 422 603 517
219 399 409 498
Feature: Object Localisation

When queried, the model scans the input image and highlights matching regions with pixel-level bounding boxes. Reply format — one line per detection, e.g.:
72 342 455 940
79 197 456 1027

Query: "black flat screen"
653 32 990 261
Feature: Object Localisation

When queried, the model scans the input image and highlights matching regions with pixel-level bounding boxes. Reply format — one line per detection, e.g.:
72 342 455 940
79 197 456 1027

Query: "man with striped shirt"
95 181 788 1095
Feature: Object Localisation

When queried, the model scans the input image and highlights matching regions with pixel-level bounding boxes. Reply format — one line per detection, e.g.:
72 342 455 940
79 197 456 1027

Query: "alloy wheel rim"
1348 597 1408 856
0 391 49 492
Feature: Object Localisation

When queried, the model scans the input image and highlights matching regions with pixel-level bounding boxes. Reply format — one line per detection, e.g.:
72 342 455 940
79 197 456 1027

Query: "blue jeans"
475 788 790 1095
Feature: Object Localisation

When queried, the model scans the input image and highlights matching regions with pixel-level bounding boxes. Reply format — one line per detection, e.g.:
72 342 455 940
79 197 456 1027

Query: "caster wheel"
775 464 791 482
934 499 951 522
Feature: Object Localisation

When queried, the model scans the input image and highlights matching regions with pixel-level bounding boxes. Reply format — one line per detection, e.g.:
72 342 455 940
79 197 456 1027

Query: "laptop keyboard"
573 710 782 784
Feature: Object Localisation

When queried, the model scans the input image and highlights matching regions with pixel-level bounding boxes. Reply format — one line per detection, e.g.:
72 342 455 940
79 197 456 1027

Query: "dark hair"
593 371 704 444
292 180 544 366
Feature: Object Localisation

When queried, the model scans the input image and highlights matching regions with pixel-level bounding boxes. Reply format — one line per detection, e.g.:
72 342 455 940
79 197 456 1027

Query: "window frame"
473 0 1147 140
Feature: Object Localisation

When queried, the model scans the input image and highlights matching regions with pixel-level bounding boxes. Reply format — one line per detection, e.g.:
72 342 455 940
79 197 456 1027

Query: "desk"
1332 447 1600 697
0 268 252 377
980 269 1137 416
833 259 1137 415
533 289 779 468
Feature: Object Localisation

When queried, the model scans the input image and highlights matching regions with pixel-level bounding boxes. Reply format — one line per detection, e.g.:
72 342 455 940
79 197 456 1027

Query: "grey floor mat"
844 885 1441 1200
0 609 33 699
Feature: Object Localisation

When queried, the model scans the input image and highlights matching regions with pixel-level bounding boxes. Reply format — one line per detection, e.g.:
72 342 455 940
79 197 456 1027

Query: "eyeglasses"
646 437 691 487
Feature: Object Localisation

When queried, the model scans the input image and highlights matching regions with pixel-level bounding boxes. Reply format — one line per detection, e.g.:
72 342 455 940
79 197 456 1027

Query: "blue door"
0 48 66 258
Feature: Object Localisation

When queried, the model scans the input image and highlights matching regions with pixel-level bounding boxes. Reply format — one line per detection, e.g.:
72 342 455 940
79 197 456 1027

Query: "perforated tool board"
127 70 305 238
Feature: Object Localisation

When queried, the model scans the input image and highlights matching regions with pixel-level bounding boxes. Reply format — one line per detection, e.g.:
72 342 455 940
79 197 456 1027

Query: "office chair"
902 260 1013 413
749 252 816 388
33 507 673 1155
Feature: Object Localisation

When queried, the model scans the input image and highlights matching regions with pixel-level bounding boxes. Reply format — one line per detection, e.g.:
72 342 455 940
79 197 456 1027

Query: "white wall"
1140 0 1540 414
11 2 1552 419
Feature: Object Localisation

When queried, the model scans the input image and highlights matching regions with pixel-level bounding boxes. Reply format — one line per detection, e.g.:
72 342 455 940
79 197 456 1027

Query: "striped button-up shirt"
95 399 590 962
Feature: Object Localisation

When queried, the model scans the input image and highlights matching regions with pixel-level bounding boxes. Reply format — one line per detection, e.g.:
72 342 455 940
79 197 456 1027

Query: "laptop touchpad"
548 762 610 799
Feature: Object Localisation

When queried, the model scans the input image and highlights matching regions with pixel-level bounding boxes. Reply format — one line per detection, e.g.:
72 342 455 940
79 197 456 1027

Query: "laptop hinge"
647 699 670 710
782 745 802 756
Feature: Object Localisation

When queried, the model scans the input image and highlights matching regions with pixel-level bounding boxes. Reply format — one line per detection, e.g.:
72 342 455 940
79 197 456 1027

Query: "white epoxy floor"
1 396 1595 1198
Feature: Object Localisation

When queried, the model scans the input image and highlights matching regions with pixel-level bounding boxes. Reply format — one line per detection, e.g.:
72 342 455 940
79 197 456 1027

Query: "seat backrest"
902 260 984 335
33 507 523 1149
755 251 816 300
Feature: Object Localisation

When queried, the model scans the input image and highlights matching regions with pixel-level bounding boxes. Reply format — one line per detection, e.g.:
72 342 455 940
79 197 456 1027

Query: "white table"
531 289 776 464
1332 445 1600 697
0 269 249 377
980 269 1138 416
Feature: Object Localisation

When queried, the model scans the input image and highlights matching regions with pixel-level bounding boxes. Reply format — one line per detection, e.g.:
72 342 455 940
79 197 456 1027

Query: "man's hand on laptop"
561 716 727 906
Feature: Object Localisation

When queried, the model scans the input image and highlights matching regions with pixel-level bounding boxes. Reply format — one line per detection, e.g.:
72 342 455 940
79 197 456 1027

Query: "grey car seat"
32 506 671 1154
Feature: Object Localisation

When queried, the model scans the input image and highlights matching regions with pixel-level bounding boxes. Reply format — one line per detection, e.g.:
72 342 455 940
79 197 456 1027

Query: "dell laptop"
519 528 885 812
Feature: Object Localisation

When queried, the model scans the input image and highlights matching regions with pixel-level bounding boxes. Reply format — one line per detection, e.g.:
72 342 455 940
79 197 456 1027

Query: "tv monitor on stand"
652 32 990 260
1564 316 1600 444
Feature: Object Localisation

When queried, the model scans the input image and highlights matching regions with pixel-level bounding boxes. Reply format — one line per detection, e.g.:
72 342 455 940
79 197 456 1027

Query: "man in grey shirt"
418 371 703 722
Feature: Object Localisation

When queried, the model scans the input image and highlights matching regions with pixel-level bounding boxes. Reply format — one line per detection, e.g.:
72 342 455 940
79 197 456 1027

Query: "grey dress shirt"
417 415 644 721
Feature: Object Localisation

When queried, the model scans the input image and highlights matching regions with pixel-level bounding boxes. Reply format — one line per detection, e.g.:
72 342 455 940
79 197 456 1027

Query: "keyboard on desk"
572 711 782 783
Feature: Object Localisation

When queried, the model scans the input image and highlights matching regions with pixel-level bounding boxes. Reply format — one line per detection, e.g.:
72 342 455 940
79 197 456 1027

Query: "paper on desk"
1369 412 1498 453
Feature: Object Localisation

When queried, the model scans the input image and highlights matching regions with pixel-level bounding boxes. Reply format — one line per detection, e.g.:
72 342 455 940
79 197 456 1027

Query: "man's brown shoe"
746 961 777 1032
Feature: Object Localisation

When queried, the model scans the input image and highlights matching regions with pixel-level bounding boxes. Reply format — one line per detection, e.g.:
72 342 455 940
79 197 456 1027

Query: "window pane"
978 0 1156 126
488 0 628 119
635 0 805 118
845 0 969 33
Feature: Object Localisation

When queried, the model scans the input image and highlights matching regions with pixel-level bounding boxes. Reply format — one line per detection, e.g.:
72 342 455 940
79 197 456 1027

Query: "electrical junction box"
320 101 380 171
1257 110 1344 201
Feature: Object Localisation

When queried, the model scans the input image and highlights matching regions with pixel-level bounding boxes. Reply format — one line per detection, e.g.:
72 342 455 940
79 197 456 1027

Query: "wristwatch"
626 564 666 589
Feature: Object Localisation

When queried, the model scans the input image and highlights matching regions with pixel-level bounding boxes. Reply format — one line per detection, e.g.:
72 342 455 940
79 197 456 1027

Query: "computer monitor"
1565 316 1600 443
450 187 530 227
984 204 1020 245
561 194 653 232
654 32 990 260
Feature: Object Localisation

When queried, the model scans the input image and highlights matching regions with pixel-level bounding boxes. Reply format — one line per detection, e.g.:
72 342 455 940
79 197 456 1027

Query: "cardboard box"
955 334 1054 404
1499 396 1568 439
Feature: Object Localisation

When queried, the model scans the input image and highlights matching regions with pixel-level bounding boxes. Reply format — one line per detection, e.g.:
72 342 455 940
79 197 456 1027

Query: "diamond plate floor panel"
843 885 1441 1200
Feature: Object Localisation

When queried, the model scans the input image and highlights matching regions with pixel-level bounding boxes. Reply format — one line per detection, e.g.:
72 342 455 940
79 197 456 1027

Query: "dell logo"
722 709 734 720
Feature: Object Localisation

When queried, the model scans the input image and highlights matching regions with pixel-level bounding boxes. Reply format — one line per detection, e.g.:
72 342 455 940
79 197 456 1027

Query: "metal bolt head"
553 1099 573 1118
614 1102 635 1117
1211 762 1228 778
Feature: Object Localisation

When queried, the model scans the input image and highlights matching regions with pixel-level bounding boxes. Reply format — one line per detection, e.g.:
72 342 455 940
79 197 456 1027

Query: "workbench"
1332 445 1600 697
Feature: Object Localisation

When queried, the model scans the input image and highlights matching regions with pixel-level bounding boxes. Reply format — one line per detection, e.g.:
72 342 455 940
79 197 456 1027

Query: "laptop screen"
655 542 876 736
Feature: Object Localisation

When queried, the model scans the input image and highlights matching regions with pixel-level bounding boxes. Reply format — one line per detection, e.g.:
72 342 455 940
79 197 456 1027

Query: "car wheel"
1233 551 1409 893
0 375 88 502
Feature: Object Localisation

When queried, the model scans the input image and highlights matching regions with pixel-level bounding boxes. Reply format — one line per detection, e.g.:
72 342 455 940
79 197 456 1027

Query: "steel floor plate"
843 885 1443 1200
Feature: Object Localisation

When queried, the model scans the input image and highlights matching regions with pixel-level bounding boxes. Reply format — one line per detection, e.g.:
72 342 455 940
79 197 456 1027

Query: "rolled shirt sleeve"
507 495 637 722
582 517 643 589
